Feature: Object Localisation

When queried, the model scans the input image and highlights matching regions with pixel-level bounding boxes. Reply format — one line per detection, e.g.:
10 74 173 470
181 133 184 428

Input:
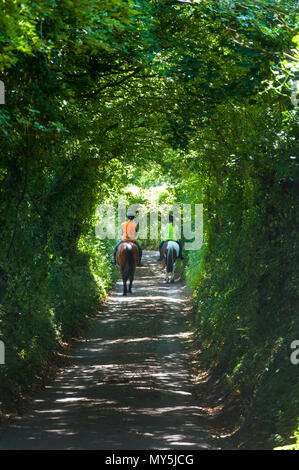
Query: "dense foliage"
156 1 299 448
0 0 298 448
0 0 156 409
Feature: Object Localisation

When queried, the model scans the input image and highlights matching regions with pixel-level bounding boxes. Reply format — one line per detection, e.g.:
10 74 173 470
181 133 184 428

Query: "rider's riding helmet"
127 210 135 220
169 214 174 223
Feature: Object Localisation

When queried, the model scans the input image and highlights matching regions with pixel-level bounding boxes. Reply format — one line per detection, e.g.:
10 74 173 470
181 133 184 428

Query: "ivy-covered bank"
171 98 298 449
0 234 114 411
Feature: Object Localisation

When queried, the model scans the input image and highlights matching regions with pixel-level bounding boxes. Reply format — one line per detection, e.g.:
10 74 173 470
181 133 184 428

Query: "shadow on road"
0 251 219 450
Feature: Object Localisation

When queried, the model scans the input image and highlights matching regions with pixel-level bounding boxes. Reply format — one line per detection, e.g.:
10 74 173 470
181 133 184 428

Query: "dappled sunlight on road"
0 251 218 450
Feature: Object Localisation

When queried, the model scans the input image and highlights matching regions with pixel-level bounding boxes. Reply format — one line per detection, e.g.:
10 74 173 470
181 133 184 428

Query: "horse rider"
112 210 142 266
158 214 183 261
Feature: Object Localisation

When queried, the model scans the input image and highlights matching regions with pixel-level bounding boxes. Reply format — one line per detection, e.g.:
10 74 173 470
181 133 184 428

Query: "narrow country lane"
0 251 219 450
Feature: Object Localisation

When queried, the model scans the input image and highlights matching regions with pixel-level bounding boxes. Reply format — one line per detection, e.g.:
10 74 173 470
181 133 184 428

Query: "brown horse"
161 240 178 283
116 242 139 295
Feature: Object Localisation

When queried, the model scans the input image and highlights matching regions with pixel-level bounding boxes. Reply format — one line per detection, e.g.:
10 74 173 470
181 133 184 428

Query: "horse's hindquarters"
117 242 139 295
163 241 178 283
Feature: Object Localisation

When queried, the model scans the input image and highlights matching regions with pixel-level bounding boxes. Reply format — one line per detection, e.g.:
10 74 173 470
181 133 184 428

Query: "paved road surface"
0 251 218 450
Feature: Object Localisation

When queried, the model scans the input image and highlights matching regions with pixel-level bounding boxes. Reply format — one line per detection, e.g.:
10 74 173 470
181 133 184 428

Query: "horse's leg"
171 261 176 283
123 278 127 296
128 279 133 293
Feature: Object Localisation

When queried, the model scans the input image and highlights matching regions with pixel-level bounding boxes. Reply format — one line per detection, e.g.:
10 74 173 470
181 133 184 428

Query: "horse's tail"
167 245 173 273
125 244 134 279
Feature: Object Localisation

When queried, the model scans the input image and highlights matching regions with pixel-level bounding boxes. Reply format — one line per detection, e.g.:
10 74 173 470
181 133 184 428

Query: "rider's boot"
157 242 164 261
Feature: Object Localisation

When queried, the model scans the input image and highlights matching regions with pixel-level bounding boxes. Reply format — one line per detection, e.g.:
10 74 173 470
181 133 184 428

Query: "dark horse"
161 240 178 283
116 242 139 295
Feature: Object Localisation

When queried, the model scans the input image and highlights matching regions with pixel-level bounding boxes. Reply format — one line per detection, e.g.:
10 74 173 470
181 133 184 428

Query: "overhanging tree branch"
77 68 142 99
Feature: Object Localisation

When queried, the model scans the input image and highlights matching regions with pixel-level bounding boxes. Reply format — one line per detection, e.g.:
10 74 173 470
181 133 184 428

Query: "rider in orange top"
113 211 142 266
